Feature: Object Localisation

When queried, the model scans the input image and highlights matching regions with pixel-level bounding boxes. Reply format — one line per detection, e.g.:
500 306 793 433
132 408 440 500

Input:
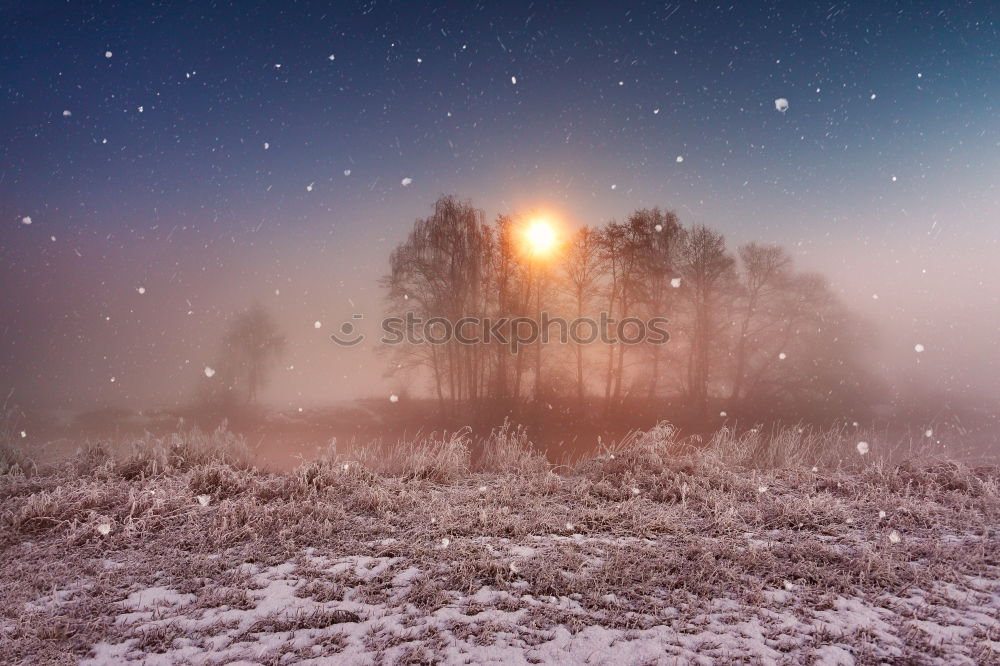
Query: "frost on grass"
1 427 998 664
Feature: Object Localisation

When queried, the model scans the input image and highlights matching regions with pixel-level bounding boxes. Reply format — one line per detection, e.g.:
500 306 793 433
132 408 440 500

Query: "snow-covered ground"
2 436 998 664
73 537 1000 665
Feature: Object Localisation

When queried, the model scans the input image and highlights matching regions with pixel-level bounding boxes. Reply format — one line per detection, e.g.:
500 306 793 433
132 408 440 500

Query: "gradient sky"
1 0 998 410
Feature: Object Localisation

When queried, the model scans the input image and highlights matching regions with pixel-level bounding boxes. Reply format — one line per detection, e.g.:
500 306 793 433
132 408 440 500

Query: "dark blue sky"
2 0 998 408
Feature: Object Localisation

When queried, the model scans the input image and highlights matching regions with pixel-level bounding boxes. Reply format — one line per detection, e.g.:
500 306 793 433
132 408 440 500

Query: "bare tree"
381 195 876 422
213 304 286 405
678 225 735 415
727 243 794 406
630 209 684 398
559 226 603 402
597 219 646 409
382 195 490 412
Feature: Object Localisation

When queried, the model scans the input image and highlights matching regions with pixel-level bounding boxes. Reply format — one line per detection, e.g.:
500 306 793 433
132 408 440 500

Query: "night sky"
2 0 998 410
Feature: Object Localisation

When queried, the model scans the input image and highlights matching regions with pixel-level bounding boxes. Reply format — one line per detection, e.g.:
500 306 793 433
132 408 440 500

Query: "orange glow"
522 218 559 257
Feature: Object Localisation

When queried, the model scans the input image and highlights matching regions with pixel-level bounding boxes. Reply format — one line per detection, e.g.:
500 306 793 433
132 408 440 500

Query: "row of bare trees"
383 195 876 418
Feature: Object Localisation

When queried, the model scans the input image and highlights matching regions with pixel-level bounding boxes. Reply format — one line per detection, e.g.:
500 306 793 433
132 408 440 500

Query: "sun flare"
523 218 558 257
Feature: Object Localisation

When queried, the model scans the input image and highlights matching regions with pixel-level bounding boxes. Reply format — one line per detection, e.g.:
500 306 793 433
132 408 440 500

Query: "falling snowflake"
653 108 660 114
97 522 112 536
389 393 399 403
675 155 684 163
62 110 72 117
757 485 768 493
888 530 902 544
914 343 924 353
306 182 314 192
720 411 727 417
478 485 488 493
924 429 933 438
856 441 870 455
137 286 146 294
328 54 336 61
204 367 215 378
870 93 877 100
196 494 211 506
891 175 897 182
263 142 269 150
778 352 787 360
511 75 517 85
774 98 789 113
105 51 113 58
138 106 143 113
21 216 31 225
401 177 413 186
654 224 662 232
565 522 575 531
611 184 617 190
19 430 27 438
811 466 818 473
110 376 116 383
343 169 351 176
632 487 641 495
670 277 682 288
441 538 450 547
878 510 887 519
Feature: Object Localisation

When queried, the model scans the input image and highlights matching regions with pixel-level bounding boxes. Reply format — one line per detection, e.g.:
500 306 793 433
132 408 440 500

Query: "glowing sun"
523 218 558 257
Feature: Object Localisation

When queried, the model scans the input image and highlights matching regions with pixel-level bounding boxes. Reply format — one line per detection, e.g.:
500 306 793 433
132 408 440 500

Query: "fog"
3 189 998 423
2 0 998 465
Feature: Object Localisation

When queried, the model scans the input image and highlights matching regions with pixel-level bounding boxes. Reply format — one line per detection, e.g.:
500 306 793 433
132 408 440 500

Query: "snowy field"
1 428 998 664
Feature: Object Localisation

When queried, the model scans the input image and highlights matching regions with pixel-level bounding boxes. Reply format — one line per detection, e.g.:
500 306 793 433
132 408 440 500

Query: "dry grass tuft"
0 422 996 664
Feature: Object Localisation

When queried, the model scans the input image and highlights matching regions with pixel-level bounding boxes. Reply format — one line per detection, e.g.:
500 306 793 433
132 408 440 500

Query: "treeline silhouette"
382 195 882 426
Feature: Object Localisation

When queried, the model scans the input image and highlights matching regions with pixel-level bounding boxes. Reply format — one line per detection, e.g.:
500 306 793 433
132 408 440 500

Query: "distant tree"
597 218 647 409
734 271 876 414
560 226 603 402
382 195 490 411
727 243 794 405
381 195 879 423
213 304 286 405
678 225 736 415
631 208 684 398
485 215 522 403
